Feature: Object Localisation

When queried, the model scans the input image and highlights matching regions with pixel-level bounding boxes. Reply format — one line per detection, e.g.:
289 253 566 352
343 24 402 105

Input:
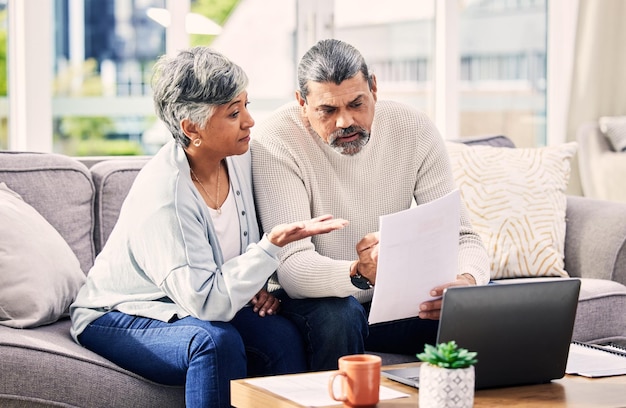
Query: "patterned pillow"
446 142 578 279
599 116 626 152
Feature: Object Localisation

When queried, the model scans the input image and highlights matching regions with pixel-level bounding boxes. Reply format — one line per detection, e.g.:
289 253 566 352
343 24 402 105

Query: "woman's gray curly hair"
151 47 248 147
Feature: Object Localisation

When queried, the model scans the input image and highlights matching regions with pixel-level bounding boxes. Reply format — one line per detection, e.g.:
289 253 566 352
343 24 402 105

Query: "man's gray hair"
297 39 373 102
151 46 248 147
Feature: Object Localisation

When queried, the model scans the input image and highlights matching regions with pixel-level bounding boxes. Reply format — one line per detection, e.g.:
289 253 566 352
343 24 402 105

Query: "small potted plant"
416 341 478 408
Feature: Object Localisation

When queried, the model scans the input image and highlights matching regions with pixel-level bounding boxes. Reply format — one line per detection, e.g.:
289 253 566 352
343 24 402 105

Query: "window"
52 0 165 156
3 0 562 154
458 0 547 147
333 0 436 117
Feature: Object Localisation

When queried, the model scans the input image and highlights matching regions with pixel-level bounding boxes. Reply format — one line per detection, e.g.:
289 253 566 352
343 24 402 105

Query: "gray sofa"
1 135 626 407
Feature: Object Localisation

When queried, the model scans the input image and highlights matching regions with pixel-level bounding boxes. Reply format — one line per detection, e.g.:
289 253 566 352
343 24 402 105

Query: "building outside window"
53 0 166 156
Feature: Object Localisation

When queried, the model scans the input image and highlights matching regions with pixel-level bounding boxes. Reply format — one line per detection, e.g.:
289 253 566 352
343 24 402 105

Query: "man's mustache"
330 126 367 142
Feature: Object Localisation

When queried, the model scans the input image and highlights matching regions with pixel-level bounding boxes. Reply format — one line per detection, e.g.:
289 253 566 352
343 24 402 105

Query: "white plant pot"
418 363 475 408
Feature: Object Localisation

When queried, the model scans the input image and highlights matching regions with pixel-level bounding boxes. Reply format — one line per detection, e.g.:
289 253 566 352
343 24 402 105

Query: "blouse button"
236 190 241 196
241 210 246 216
243 231 248 236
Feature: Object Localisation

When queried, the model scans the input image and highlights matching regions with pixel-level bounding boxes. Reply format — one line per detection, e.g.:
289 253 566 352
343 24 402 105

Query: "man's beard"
327 126 371 156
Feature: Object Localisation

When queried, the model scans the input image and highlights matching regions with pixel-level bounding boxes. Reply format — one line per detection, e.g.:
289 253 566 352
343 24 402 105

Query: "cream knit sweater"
251 100 489 303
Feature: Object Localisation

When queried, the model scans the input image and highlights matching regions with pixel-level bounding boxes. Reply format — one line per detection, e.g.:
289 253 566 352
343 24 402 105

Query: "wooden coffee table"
231 363 626 407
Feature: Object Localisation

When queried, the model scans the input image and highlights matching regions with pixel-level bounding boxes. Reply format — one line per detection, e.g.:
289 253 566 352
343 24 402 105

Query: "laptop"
382 278 581 389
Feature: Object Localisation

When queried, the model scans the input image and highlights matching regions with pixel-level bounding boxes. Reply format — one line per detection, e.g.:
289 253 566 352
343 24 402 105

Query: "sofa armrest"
564 195 626 285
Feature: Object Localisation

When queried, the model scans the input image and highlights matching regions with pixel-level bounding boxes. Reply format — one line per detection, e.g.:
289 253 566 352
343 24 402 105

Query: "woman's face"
198 91 254 158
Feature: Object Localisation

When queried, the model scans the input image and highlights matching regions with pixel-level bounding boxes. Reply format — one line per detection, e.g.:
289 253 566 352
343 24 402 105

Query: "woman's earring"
193 138 202 147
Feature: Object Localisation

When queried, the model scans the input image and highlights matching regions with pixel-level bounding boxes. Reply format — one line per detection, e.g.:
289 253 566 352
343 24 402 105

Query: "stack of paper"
566 342 626 377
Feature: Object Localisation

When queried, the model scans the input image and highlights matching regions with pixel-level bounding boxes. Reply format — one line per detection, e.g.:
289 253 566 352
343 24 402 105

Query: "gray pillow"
599 116 626 152
0 183 86 328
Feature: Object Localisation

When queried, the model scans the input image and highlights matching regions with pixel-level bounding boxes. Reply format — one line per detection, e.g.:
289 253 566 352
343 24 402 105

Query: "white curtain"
566 0 626 194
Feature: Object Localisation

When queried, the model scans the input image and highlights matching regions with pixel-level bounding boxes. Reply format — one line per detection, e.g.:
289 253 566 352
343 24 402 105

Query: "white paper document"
566 342 626 377
245 371 409 407
368 190 460 325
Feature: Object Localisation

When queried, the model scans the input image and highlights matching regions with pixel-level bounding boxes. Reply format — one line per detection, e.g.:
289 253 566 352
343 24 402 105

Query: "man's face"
297 74 377 155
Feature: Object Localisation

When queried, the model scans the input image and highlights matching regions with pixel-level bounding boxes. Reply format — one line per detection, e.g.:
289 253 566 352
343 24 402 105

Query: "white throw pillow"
446 142 578 280
0 183 86 328
599 116 626 152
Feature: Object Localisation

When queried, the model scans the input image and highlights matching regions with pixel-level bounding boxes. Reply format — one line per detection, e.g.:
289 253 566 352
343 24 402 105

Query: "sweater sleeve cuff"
463 268 490 286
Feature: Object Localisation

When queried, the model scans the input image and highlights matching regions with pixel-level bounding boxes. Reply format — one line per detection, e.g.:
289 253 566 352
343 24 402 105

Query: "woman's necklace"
190 163 222 215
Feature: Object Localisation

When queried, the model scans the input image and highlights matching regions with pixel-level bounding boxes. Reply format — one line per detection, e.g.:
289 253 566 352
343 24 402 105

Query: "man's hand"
250 289 280 317
418 274 477 320
267 214 348 247
353 232 379 284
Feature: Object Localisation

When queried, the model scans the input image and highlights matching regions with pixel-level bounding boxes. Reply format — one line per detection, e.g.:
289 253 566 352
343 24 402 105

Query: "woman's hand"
250 289 280 317
267 214 348 247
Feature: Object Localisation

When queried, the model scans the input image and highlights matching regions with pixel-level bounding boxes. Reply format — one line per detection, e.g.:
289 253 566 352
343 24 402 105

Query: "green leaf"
416 341 478 369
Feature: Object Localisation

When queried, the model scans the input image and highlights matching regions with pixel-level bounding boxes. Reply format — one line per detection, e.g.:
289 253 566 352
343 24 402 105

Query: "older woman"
69 47 347 408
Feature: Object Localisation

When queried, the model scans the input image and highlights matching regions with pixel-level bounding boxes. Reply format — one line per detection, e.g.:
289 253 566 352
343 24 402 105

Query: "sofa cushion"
90 158 149 253
573 278 626 345
455 134 516 148
0 151 96 273
564 196 626 287
0 319 185 407
0 184 86 328
599 115 626 152
446 142 577 279
492 277 626 346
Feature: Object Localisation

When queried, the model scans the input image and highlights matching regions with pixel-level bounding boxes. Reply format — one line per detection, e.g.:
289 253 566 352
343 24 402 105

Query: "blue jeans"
273 290 368 371
361 301 439 355
273 291 439 370
78 307 306 408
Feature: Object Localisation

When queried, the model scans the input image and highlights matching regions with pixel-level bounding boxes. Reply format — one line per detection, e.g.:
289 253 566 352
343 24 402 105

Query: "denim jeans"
273 290 368 371
361 301 439 355
78 307 306 408
273 291 439 370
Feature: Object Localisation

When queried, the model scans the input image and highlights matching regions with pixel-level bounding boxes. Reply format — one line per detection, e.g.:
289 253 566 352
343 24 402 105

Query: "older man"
251 39 489 370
